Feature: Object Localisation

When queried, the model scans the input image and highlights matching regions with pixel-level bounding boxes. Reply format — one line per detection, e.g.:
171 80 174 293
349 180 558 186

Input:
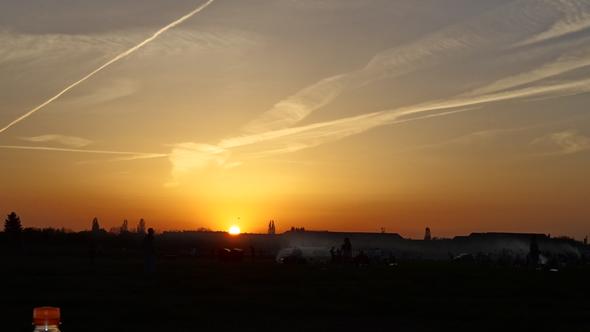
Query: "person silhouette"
341 238 352 262
528 235 540 268
143 228 156 274
330 246 336 263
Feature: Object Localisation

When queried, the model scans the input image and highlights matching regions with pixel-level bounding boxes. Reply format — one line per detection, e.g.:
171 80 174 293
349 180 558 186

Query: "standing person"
528 235 540 268
341 238 352 262
143 228 156 274
330 246 336 263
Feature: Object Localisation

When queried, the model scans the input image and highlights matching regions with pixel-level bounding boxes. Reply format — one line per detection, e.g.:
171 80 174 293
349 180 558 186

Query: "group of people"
329 238 355 263
88 227 157 274
329 238 372 265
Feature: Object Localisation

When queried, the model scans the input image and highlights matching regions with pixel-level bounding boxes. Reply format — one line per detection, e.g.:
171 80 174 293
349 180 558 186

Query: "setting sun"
228 225 241 235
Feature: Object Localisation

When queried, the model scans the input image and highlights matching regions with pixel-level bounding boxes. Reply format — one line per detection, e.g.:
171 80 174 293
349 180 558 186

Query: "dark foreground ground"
1 255 589 332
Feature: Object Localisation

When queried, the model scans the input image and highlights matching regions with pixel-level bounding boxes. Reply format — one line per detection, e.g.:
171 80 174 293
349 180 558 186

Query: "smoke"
0 0 216 135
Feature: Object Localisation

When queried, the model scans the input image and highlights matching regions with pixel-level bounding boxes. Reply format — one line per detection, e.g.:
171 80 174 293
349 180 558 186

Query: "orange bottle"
33 307 61 332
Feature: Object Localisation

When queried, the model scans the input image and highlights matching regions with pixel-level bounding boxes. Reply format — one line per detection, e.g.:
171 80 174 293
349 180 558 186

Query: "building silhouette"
268 220 276 235
424 227 432 241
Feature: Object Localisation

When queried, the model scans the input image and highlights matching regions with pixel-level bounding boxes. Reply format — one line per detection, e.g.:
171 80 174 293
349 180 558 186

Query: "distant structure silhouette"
143 228 157 274
267 220 276 235
584 236 588 246
120 219 129 233
137 218 146 235
91 217 100 234
4 212 22 234
424 227 432 241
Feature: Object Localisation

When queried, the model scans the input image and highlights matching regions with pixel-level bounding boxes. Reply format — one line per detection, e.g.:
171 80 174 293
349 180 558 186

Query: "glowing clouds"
532 130 590 155
166 143 232 186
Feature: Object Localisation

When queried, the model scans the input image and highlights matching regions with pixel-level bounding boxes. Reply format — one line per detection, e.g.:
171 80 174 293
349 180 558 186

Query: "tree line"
3 212 148 235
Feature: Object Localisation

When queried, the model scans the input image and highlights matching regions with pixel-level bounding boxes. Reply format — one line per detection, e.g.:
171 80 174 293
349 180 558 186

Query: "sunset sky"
1 0 590 238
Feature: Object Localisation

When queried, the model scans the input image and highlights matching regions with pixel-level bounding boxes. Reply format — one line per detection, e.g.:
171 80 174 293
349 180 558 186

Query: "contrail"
0 145 168 159
0 0 215 135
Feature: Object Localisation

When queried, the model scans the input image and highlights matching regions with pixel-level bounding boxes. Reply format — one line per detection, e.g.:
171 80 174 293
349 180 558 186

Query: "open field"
2 255 590 331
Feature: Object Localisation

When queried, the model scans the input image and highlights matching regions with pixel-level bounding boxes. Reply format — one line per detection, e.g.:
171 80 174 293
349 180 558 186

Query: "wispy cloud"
0 30 130 66
0 28 258 68
0 0 216 135
60 79 140 107
165 143 239 186
241 17 477 134
518 0 590 46
401 127 529 153
223 1 590 165
19 134 92 148
169 143 231 174
226 77 590 151
167 72 590 181
284 0 376 10
399 114 590 154
532 130 590 155
468 46 590 96
4 0 590 186
242 0 588 135
241 73 352 133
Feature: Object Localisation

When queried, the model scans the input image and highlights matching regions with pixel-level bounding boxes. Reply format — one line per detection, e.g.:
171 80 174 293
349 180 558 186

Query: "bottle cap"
33 307 60 326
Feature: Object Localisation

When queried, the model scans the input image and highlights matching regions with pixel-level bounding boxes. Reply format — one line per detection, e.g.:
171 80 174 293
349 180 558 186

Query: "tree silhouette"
4 212 22 234
91 217 100 233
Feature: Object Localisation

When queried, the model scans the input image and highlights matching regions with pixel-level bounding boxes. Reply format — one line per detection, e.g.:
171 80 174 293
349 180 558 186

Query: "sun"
228 225 241 235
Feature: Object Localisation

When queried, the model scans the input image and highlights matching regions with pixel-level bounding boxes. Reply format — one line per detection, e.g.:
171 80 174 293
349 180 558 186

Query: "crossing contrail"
0 0 215 135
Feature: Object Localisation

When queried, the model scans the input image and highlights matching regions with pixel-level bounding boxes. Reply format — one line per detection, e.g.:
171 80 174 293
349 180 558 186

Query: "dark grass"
2 255 590 331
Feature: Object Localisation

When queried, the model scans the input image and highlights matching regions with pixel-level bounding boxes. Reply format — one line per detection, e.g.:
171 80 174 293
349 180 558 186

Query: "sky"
1 0 590 238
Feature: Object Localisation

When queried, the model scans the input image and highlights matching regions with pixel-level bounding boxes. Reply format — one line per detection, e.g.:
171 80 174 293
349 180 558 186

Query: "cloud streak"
222 77 590 152
518 0 590 46
0 0 215 135
467 46 590 96
242 0 590 135
168 70 590 180
0 145 168 159
19 134 92 148
532 130 590 155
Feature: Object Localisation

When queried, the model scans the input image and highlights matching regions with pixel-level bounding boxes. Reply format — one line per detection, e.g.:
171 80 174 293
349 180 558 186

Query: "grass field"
2 255 590 331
